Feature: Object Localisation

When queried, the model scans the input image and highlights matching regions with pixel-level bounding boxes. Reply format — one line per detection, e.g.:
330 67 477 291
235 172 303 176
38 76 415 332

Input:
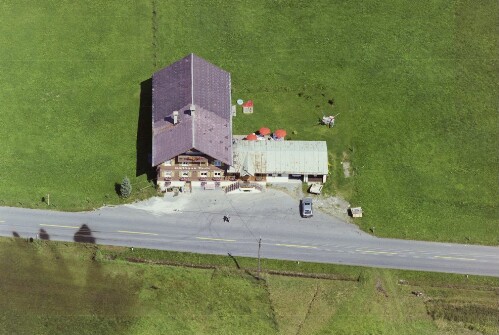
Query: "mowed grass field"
0 2 156 210
1 238 498 335
0 1 497 243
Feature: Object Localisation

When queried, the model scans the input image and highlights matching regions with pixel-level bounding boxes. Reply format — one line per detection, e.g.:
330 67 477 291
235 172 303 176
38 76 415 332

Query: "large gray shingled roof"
152 54 232 166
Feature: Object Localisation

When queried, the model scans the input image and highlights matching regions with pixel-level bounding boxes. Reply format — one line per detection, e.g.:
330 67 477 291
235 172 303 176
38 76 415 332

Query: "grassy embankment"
1 238 498 335
0 1 497 243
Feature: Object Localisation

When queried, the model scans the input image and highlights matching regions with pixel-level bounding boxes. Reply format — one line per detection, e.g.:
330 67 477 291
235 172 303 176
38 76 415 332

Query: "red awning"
274 129 287 138
242 100 253 107
259 127 271 136
246 133 258 141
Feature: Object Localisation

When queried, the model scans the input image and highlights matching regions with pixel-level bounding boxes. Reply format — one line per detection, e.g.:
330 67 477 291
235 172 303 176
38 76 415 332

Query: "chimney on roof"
190 104 196 117
173 111 179 125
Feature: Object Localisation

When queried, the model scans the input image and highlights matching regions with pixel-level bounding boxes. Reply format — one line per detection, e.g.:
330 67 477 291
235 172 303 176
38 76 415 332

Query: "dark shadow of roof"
136 78 156 180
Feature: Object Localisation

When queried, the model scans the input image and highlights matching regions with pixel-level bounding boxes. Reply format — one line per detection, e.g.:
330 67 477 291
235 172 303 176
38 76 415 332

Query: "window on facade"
199 171 208 177
277 174 282 177
181 161 189 166
163 171 172 177
163 160 172 166
213 160 222 167
214 171 222 177
181 171 189 177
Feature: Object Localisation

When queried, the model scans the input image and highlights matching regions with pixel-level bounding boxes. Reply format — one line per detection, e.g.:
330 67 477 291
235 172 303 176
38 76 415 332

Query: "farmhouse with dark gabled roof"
152 54 328 192
152 53 234 190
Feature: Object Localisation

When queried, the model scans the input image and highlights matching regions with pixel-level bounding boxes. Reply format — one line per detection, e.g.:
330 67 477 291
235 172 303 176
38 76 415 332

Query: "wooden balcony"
159 175 237 182
158 176 237 181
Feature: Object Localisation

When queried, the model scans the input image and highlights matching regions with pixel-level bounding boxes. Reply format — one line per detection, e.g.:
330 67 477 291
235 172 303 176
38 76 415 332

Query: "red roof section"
259 127 271 135
242 100 253 107
246 134 258 141
274 129 287 138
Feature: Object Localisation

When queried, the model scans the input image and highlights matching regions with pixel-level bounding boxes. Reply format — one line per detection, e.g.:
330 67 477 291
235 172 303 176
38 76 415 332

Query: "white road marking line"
117 230 158 236
356 250 398 255
434 256 476 261
275 243 317 249
0 220 5 223
196 237 236 242
40 224 79 229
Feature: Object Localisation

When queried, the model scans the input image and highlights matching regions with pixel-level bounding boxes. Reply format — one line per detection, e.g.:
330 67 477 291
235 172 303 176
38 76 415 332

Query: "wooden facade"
156 153 239 183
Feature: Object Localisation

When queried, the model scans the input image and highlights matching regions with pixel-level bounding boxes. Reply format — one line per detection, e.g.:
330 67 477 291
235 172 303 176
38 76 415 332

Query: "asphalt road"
1 189 498 277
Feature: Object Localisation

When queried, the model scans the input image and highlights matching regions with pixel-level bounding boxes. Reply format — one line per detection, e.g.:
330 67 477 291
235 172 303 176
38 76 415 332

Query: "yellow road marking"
434 256 476 261
276 243 317 249
117 230 158 236
40 224 79 229
356 250 398 255
196 237 236 242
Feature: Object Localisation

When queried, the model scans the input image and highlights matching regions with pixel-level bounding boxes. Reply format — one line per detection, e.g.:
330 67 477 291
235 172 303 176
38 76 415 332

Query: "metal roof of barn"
152 54 232 166
228 140 328 175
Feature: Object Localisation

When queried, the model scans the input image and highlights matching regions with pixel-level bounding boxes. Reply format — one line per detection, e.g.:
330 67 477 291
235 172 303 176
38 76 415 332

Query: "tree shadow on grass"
136 78 156 181
115 182 121 197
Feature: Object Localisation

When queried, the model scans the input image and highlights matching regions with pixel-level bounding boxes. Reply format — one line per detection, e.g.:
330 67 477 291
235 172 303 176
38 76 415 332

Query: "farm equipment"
308 183 323 194
321 113 340 128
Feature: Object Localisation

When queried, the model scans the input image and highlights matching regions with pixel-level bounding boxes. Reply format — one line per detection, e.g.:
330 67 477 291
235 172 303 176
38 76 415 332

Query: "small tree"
120 177 132 198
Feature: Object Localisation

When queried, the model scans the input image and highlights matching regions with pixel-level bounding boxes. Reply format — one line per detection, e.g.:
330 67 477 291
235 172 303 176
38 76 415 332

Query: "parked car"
301 197 313 218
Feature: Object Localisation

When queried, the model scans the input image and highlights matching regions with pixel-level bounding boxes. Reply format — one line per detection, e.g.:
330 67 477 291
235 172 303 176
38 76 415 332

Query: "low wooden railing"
224 181 264 193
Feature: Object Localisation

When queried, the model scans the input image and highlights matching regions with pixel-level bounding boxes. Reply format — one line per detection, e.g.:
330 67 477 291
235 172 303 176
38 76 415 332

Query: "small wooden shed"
242 100 254 114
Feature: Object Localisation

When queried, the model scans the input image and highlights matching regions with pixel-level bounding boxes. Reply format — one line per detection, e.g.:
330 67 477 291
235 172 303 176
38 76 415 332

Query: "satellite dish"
237 99 244 105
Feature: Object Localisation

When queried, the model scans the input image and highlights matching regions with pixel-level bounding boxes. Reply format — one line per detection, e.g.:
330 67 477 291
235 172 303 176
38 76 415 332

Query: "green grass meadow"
0 1 498 243
0 1 156 210
1 238 498 335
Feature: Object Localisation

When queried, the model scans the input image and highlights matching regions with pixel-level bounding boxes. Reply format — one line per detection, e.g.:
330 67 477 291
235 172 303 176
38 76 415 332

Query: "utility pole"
257 237 262 280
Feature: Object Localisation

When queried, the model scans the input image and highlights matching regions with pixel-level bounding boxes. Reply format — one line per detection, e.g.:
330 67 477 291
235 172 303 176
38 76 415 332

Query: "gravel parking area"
126 185 364 237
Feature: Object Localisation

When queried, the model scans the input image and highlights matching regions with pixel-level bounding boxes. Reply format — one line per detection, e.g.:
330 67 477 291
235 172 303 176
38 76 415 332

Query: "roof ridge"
190 53 194 105
191 53 195 147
